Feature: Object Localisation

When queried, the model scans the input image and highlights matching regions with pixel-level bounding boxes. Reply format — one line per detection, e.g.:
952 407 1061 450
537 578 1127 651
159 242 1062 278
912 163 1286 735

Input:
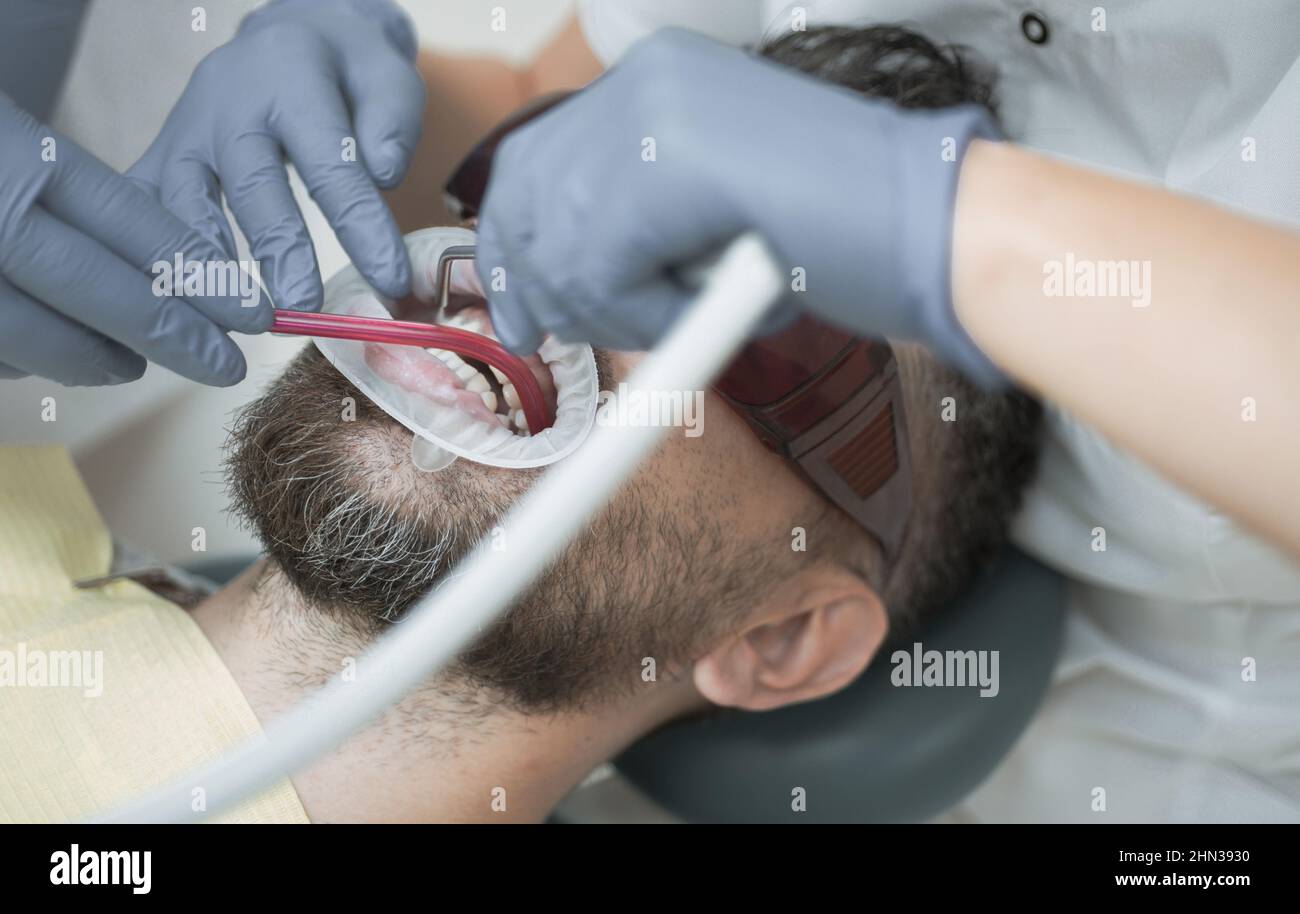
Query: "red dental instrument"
269 308 555 433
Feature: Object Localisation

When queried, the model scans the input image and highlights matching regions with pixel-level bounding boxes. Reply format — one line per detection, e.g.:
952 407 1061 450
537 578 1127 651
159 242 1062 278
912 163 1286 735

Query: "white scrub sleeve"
578 0 773 64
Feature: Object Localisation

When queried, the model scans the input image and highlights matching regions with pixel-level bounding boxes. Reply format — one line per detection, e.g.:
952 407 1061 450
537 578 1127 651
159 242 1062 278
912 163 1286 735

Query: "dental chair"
609 545 1066 823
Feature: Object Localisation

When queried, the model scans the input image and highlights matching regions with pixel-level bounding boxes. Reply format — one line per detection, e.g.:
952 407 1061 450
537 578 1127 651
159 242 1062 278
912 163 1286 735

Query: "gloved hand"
128 0 425 314
0 93 267 386
476 28 1005 386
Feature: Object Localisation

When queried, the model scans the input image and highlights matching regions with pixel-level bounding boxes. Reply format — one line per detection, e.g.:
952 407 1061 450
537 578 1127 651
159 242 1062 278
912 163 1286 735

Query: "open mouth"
361 303 559 437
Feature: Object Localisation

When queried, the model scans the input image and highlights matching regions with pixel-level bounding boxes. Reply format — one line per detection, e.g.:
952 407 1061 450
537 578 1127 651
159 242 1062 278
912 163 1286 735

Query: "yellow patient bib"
0 446 308 823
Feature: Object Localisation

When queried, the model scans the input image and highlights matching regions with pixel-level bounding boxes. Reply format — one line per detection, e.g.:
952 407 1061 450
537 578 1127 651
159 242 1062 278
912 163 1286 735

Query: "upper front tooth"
490 366 509 386
466 373 490 393
433 350 466 370
455 363 478 382
448 312 486 334
502 382 521 409
478 389 498 412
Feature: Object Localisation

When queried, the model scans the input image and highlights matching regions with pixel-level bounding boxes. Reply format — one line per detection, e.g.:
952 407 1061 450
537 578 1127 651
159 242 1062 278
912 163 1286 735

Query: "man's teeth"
444 310 487 335
427 333 529 435
489 366 522 410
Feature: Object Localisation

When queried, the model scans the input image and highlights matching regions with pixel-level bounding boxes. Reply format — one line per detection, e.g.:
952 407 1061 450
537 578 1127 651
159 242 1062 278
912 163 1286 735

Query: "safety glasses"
444 90 912 559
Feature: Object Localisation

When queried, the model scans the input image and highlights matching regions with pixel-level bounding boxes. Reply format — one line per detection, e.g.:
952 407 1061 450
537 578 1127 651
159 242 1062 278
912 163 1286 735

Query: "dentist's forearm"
953 140 1300 556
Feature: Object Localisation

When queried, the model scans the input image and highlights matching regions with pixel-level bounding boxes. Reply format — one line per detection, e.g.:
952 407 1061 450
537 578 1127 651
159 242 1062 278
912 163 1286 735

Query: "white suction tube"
102 233 784 823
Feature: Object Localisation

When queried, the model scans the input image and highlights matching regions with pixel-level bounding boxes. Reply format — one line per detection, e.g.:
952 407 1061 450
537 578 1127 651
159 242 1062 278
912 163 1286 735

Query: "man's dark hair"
760 25 998 113
759 26 1040 636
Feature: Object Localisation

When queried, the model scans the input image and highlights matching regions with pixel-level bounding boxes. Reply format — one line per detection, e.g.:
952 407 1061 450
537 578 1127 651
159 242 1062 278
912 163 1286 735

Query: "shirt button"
1021 11 1050 45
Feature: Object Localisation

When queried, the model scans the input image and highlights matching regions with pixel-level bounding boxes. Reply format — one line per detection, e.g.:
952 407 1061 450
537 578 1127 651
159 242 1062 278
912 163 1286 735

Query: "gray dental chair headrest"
614 546 1067 822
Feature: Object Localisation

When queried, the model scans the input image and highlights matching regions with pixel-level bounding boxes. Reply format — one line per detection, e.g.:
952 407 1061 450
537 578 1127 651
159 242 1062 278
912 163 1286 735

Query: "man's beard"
225 345 797 713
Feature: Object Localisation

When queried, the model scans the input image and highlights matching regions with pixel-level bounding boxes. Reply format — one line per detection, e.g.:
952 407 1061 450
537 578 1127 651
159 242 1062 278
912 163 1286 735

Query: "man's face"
227 343 874 712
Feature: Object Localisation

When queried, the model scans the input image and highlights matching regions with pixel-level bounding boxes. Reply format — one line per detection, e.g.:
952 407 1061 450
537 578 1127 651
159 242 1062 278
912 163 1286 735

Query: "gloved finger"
43 136 270 334
483 273 545 355
340 50 425 189
123 160 272 335
117 62 232 260
558 173 748 348
553 278 685 351
155 157 273 332
277 87 410 299
512 173 627 346
493 273 550 354
475 137 552 353
606 281 690 351
370 0 420 61
215 131 323 312
154 156 239 260
2 209 245 386
0 274 145 386
474 213 544 354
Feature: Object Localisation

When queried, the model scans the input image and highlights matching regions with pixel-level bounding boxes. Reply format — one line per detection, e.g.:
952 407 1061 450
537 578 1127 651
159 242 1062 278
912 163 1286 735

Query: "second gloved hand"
128 0 426 313
476 28 1004 386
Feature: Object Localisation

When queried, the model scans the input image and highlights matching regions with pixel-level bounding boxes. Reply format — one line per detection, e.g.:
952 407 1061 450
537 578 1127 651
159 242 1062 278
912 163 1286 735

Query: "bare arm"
386 15 603 232
954 140 1300 556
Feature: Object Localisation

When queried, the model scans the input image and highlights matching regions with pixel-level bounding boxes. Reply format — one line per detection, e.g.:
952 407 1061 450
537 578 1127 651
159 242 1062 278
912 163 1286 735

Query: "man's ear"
692 564 887 711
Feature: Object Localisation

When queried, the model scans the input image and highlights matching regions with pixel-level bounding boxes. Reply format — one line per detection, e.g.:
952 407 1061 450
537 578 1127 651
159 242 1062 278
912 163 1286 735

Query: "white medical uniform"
577 0 1300 821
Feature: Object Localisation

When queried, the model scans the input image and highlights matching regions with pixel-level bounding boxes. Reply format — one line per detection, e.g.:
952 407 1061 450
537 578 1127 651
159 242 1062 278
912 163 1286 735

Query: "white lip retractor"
312 227 600 471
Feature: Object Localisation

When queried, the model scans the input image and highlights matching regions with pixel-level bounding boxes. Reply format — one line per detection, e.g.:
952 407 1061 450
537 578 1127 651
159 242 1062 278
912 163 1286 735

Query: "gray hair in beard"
223 346 815 713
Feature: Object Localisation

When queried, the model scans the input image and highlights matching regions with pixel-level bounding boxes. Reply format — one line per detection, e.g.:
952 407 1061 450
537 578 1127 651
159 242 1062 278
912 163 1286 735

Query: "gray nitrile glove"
128 0 425 313
475 28 1004 387
0 93 265 386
